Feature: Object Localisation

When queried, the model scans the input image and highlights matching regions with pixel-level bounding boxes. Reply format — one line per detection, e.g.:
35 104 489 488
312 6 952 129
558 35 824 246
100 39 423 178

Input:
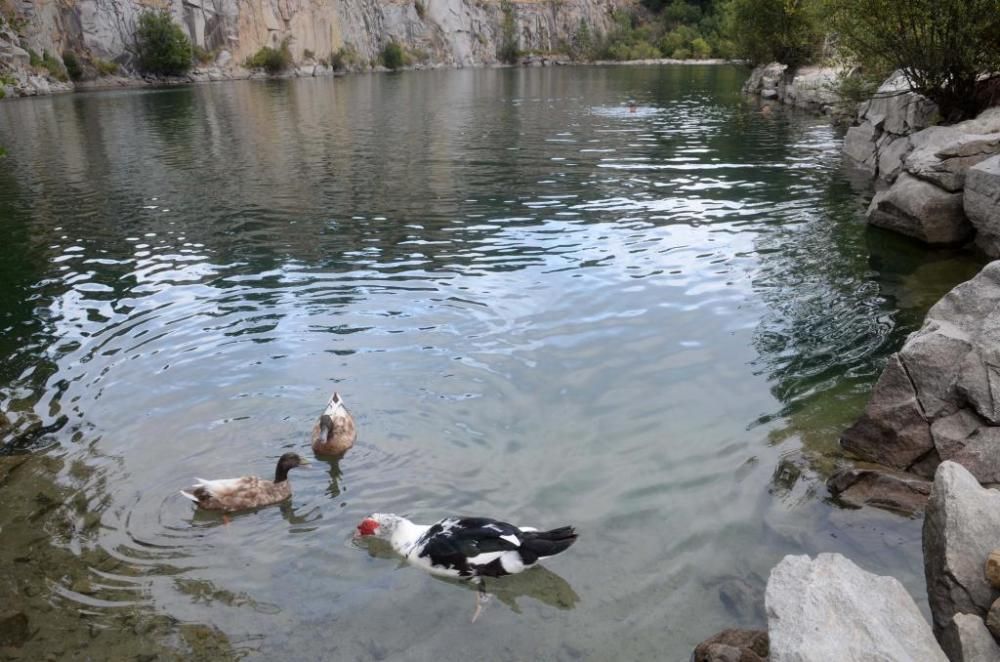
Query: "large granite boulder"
965 155 1000 257
742 62 789 101
924 461 1000 654
765 553 946 661
867 172 972 244
861 72 940 137
904 121 1000 193
742 62 845 114
841 262 1000 483
854 100 1000 246
843 72 938 177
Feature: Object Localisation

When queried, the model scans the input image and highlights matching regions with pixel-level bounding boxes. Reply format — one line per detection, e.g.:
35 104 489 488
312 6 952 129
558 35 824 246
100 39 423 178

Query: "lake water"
0 66 984 660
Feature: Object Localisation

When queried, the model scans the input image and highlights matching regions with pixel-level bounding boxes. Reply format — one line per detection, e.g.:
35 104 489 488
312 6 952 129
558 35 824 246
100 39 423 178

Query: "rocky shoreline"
699 64 1000 661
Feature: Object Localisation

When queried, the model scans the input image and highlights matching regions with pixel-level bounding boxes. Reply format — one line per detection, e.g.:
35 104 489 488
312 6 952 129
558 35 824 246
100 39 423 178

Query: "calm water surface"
0 66 984 660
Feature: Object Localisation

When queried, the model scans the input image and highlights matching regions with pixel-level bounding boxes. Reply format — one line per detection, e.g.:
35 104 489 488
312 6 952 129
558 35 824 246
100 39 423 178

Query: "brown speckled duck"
180 452 308 512
311 392 356 456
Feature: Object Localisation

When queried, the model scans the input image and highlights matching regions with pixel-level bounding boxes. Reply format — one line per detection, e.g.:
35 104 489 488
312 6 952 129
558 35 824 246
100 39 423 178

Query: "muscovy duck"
356 513 578 621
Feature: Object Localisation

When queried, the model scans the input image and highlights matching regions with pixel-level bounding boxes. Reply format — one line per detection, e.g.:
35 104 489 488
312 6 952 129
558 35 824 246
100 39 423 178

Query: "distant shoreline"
4 57 743 100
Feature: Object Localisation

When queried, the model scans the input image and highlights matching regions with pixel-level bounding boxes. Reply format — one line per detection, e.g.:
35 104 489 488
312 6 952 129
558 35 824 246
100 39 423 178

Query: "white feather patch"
193 477 246 496
500 534 521 547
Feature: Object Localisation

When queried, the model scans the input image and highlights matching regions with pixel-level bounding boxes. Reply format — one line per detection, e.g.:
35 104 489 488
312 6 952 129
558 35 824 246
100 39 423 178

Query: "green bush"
192 44 216 65
690 37 711 59
380 41 406 70
95 58 119 76
827 0 1000 121
62 51 83 81
246 39 292 74
671 47 691 59
497 0 520 63
570 19 594 60
134 10 193 76
28 50 67 81
330 44 363 72
723 0 822 67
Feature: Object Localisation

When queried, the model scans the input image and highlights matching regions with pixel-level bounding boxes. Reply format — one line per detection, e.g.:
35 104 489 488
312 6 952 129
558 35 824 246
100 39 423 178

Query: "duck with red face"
355 512 577 621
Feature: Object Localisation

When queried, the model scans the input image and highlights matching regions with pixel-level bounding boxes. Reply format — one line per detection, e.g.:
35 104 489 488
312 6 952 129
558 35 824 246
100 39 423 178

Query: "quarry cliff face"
1 0 630 95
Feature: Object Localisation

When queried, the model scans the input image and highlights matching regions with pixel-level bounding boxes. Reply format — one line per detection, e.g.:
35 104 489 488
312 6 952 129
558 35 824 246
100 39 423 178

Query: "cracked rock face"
924 462 1000 658
841 261 1000 484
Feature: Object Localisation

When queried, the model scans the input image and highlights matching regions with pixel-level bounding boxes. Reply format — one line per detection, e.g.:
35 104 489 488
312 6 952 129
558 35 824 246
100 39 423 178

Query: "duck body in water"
356 513 577 580
180 452 308 512
311 392 356 456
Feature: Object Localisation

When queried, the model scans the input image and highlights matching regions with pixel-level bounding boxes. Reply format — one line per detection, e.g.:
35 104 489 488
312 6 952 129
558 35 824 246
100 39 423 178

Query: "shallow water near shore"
0 65 985 660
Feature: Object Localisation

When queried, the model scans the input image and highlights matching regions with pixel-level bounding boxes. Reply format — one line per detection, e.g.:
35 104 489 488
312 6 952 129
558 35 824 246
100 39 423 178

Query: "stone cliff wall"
1 0 630 94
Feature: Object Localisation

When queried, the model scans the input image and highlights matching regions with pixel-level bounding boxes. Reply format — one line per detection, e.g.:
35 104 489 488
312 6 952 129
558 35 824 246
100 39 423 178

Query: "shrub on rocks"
134 10 192 76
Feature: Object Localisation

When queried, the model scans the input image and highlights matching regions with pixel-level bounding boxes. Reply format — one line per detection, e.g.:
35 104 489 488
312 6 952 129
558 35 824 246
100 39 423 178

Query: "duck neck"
275 464 291 483
390 517 428 556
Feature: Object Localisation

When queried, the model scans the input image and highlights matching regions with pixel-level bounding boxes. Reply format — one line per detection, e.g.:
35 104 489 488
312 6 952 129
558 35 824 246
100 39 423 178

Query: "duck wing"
193 476 259 498
414 517 531 578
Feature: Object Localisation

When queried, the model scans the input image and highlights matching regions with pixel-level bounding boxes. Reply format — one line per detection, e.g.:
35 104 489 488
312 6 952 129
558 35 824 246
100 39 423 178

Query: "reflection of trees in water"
0 452 240 659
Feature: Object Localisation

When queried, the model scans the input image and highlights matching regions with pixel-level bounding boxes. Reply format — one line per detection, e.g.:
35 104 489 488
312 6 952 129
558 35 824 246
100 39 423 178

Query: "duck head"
311 392 357 456
274 452 309 483
355 513 403 538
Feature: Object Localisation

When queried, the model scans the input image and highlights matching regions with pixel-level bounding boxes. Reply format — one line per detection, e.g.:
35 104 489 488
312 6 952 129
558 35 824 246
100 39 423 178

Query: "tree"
827 0 1000 121
722 0 822 67
134 10 192 76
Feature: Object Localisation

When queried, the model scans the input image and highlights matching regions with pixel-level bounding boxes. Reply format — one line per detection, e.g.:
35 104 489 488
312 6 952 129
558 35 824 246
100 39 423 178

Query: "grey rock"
841 354 933 470
827 465 932 514
877 134 913 184
923 462 1000 642
932 409 988 460
692 629 769 662
904 126 1000 192
950 428 1000 485
902 321 971 418
766 553 946 662
987 597 1000 639
965 155 1000 257
942 613 1000 662
843 122 878 173
956 346 1000 425
864 72 938 137
867 172 971 244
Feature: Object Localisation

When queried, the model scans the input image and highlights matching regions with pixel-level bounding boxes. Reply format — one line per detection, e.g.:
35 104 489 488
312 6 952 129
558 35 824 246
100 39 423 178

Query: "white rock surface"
765 553 947 662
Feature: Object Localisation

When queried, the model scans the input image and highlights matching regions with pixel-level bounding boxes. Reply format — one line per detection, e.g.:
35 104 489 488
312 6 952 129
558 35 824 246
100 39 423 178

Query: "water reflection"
0 65 980 659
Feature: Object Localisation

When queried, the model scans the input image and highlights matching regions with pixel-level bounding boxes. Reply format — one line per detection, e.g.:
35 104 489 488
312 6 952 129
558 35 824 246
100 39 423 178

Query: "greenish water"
0 66 984 660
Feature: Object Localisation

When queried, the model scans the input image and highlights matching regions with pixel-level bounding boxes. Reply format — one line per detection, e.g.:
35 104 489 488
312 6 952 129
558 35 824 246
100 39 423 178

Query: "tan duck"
311 392 356 456
180 452 308 512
